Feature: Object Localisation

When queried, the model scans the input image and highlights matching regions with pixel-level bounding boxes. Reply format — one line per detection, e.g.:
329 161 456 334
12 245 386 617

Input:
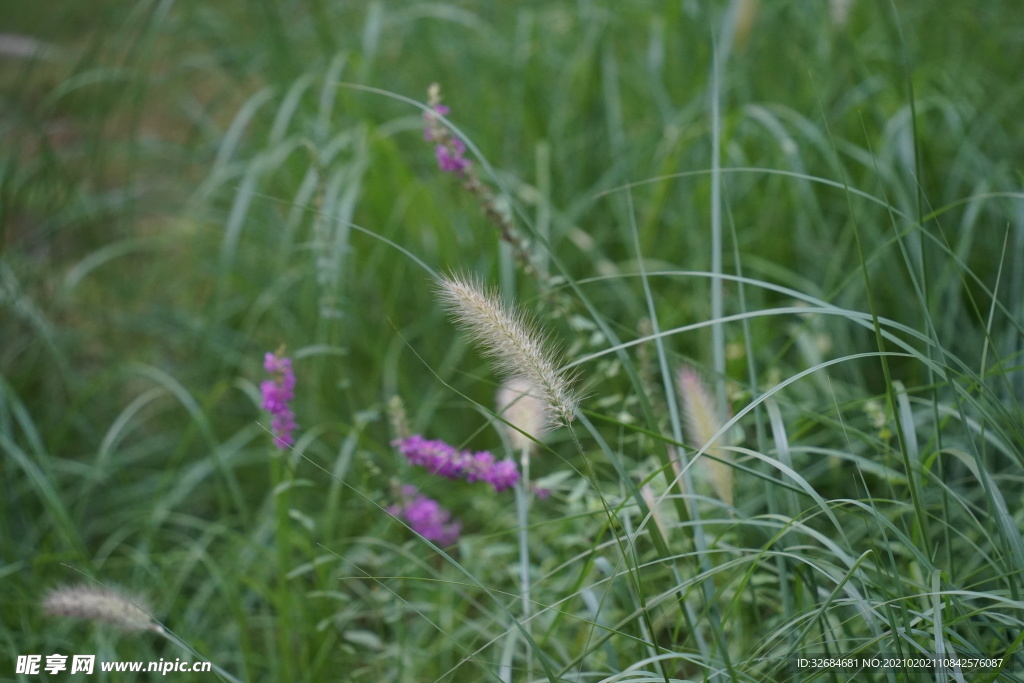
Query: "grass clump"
3 1 1024 681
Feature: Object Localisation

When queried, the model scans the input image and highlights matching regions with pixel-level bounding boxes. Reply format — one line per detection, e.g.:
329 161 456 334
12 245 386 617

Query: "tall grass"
3 1 1023 681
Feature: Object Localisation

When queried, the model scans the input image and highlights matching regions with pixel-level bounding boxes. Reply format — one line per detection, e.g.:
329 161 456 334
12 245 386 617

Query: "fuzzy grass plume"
495 377 551 450
677 365 733 506
42 585 164 634
437 273 578 426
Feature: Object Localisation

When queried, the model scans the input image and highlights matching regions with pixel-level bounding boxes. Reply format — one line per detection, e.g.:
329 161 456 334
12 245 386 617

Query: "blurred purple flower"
261 351 296 449
423 104 450 141
394 435 519 492
388 486 461 545
435 139 470 174
423 98 470 175
532 486 552 501
485 459 520 493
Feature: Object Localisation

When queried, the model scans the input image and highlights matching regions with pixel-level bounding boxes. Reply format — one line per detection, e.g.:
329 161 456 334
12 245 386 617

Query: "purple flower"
395 435 464 478
422 98 470 175
435 139 470 174
484 459 520 493
394 435 519 493
261 351 297 449
423 104 450 141
389 488 461 545
464 451 494 484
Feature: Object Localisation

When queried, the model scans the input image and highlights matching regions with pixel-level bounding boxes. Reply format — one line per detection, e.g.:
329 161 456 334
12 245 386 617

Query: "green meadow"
3 1 1023 680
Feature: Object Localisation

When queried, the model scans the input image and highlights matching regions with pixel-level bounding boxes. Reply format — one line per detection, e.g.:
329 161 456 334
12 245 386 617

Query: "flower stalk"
260 350 297 449
424 84 536 274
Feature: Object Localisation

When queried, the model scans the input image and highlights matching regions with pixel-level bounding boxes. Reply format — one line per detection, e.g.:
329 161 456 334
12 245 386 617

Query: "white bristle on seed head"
677 365 733 506
42 584 163 634
496 377 551 450
437 273 578 426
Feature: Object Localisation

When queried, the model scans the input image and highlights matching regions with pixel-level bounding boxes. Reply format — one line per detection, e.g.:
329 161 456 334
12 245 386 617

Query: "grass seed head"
677 365 733 506
42 585 163 634
437 273 578 426
496 377 551 450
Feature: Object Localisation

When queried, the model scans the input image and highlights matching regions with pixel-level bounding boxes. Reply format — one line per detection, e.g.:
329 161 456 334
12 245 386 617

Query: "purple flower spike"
261 351 297 449
485 459 520 493
390 488 461 545
394 435 519 493
465 451 495 484
395 435 464 479
423 104 450 141
435 139 470 174
533 486 552 500
422 93 470 175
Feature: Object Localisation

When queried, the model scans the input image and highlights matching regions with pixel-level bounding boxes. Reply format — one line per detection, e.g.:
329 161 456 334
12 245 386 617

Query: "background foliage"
3 1 1023 680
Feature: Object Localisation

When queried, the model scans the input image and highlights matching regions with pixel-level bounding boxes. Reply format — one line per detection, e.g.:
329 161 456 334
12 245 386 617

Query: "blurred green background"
3 1 1023 680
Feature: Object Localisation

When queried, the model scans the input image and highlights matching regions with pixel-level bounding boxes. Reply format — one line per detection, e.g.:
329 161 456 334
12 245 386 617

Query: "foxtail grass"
436 272 579 427
43 585 163 635
677 364 734 506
